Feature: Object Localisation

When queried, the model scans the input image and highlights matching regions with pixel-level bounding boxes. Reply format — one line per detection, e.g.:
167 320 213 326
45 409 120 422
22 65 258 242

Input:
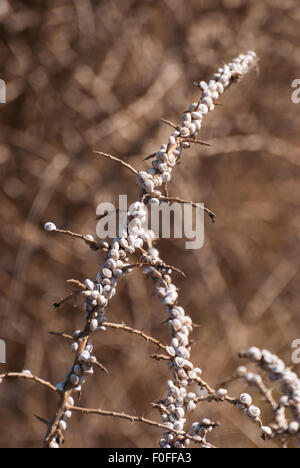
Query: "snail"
78 350 90 363
215 388 228 400
247 405 261 419
89 319 98 332
239 393 252 406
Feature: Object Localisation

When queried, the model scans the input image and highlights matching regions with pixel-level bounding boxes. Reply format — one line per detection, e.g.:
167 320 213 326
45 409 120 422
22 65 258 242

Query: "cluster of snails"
135 51 257 199
240 347 300 440
55 337 96 395
189 419 218 447
155 302 202 447
43 52 260 448
236 393 262 422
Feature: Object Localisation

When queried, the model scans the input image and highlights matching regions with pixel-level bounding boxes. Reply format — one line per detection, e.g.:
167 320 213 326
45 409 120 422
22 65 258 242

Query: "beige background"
1 0 300 448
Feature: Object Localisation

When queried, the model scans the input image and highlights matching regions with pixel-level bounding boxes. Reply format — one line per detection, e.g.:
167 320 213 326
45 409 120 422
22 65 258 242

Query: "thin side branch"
94 151 138 175
124 262 187 278
49 331 74 341
160 118 179 130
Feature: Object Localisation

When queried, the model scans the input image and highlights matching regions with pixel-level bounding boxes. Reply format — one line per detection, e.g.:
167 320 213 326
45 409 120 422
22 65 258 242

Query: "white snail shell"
162 172 171 183
73 364 81 376
187 400 196 412
166 346 176 357
215 388 228 399
71 342 79 353
215 82 224 94
235 366 247 377
106 259 117 270
193 119 202 131
199 81 208 90
170 319 182 332
70 374 79 386
44 222 56 232
246 347 262 361
191 111 203 120
239 393 252 406
174 357 185 368
176 346 190 360
108 249 119 260
102 267 113 279
189 102 198 112
63 410 72 420
175 396 184 407
180 127 190 137
247 405 261 419
175 407 185 420
189 123 196 136
49 441 59 449
84 279 94 291
66 396 74 408
78 350 90 363
168 135 176 146
177 369 188 380
59 420 67 431
198 104 208 115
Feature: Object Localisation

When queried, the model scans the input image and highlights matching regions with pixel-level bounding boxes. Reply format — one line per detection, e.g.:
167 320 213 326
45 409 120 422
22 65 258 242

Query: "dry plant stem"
53 291 81 309
101 321 167 350
50 321 166 350
53 280 86 308
185 138 212 147
67 279 86 289
159 195 216 221
124 261 187 278
0 372 57 393
42 51 259 448
71 406 216 448
93 361 109 374
54 229 98 248
160 118 178 130
49 331 74 341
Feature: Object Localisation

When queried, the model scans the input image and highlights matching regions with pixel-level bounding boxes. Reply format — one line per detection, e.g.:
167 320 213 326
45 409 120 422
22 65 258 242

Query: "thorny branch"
7 50 290 449
41 51 266 449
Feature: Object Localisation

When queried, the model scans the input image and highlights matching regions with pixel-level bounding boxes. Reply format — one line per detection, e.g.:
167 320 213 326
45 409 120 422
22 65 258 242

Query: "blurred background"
1 0 300 448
